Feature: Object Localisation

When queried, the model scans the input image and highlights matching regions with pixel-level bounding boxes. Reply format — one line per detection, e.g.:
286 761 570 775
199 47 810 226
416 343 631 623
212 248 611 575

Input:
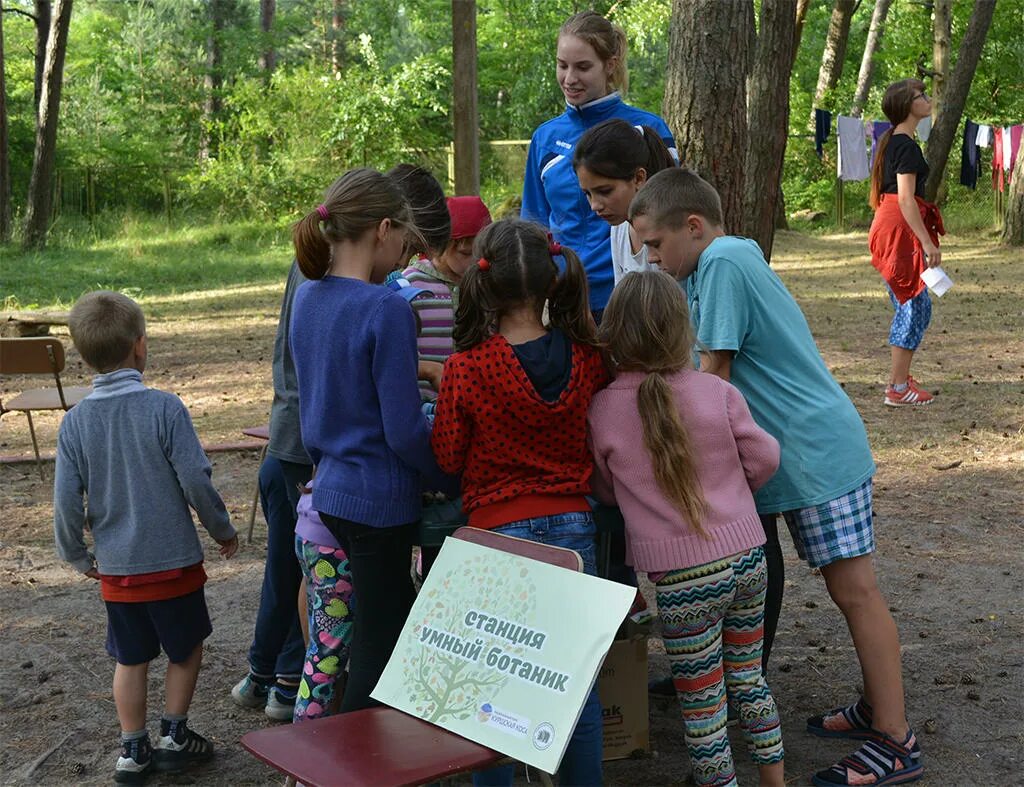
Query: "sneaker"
153 720 214 771
812 729 923 786
807 697 874 740
114 736 152 784
265 684 297 722
884 377 933 407
231 674 270 709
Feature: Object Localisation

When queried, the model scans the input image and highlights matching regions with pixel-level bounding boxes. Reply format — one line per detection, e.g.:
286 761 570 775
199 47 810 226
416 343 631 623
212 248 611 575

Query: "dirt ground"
1 231 1021 785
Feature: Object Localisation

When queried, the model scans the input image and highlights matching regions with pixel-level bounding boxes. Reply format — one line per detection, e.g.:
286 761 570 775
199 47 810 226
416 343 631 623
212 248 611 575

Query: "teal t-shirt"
685 236 875 513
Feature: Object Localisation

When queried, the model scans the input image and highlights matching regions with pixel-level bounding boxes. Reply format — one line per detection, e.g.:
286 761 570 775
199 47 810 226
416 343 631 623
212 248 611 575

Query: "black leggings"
320 515 417 713
759 513 785 672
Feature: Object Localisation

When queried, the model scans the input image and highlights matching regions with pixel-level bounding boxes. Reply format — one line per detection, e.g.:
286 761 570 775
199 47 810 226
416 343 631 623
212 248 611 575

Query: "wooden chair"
0 337 91 478
241 424 270 543
240 526 578 787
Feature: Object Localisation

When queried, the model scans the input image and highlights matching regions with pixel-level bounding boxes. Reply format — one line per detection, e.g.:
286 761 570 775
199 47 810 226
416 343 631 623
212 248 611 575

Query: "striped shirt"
404 259 458 401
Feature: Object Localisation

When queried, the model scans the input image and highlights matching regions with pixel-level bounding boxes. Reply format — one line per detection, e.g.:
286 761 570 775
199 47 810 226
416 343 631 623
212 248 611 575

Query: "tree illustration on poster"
401 550 538 724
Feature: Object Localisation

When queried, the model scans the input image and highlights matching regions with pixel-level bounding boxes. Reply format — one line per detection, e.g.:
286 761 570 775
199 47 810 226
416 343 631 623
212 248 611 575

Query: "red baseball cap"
447 196 493 240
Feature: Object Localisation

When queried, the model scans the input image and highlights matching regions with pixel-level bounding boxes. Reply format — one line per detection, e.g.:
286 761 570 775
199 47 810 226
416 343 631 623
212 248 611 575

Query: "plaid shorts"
781 479 875 569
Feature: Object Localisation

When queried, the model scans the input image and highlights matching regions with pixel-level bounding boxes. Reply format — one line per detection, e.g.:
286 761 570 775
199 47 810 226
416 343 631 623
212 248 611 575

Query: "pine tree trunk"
22 0 70 250
931 0 952 123
32 0 50 117
452 0 479 196
810 0 855 124
924 0 996 204
743 0 796 261
793 0 812 66
199 0 226 163
331 0 344 74
664 0 751 233
851 0 894 117
258 0 275 78
0 0 12 242
1002 153 1023 246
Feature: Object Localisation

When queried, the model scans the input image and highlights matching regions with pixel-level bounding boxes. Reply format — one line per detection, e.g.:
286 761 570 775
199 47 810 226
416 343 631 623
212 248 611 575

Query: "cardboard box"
597 637 650 761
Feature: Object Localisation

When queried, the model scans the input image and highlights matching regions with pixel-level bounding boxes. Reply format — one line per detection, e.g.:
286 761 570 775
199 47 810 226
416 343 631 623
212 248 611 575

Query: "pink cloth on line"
588 367 779 573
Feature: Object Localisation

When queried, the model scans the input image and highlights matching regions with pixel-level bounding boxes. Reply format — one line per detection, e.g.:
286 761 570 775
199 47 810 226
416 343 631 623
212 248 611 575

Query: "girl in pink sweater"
588 270 785 787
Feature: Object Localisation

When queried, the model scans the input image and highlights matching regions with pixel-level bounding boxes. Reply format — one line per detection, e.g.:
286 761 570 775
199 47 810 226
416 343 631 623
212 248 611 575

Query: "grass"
0 214 293 314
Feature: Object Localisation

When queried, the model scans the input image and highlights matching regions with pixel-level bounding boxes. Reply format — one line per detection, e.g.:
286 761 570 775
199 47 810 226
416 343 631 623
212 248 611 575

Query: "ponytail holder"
547 233 562 256
316 204 329 220
477 257 491 271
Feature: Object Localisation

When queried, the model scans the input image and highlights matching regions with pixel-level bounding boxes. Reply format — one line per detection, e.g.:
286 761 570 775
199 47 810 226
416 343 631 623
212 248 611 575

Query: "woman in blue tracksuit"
521 10 676 318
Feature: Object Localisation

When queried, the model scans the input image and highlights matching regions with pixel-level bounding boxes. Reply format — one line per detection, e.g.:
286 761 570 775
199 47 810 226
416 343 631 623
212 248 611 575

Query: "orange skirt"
868 194 944 304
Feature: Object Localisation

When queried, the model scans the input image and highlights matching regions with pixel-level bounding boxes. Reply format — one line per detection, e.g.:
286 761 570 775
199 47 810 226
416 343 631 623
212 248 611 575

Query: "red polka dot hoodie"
431 332 610 529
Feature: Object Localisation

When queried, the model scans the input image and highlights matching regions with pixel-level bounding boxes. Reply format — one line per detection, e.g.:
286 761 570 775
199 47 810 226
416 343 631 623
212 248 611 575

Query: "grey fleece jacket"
53 368 235 575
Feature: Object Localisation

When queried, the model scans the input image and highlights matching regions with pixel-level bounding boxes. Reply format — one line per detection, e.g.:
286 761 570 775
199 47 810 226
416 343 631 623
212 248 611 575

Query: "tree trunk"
1001 149 1023 246
331 0 344 74
924 0 996 204
743 0 796 261
33 0 50 117
22 0 70 250
664 0 751 233
851 0 894 117
258 0 275 78
931 0 952 123
0 0 11 242
199 0 226 163
452 0 479 196
793 0 812 66
810 0 855 124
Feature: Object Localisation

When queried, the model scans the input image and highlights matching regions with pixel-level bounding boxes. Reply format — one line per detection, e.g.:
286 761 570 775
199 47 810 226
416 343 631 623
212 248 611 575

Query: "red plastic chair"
240 527 577 786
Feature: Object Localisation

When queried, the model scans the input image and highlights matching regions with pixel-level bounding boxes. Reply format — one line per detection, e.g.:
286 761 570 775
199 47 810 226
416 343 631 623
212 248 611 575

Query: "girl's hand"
418 360 444 391
217 534 239 558
922 242 941 268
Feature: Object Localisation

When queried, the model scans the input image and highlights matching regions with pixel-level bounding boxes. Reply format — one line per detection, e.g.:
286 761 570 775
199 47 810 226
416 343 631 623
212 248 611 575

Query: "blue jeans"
473 512 603 786
246 456 311 681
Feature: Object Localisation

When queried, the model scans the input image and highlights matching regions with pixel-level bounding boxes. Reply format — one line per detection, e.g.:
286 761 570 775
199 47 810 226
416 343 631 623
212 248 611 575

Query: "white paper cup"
921 266 953 297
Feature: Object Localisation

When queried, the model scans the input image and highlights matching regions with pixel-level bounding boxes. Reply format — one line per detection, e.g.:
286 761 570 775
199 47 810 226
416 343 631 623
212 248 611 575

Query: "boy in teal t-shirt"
629 168 922 787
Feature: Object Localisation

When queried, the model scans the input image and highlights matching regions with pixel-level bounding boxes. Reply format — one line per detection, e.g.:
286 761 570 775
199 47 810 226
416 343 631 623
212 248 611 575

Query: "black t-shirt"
882 133 929 198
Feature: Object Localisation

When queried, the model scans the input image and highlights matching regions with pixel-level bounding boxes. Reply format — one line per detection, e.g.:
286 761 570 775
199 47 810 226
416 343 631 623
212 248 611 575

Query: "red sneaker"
884 376 934 407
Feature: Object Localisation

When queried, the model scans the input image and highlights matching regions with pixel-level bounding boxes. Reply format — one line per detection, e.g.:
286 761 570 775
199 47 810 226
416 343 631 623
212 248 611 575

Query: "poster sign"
372 536 634 774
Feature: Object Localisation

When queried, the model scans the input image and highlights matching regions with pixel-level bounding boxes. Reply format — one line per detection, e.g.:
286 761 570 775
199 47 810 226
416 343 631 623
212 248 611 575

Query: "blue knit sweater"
290 275 452 526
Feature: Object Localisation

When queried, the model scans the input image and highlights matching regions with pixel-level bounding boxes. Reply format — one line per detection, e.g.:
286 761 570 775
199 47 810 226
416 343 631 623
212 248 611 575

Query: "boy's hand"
84 567 100 580
418 360 444 391
217 534 239 558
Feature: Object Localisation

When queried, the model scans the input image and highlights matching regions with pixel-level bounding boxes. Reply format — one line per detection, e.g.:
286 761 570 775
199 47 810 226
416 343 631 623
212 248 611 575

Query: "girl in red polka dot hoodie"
430 218 609 786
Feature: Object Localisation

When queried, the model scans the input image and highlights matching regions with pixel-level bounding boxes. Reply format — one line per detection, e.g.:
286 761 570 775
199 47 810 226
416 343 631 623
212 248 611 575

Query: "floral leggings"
293 536 354 722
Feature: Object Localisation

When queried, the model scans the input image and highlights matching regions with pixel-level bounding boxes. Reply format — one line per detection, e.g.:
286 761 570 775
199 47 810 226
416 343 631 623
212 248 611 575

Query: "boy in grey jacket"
54 291 237 784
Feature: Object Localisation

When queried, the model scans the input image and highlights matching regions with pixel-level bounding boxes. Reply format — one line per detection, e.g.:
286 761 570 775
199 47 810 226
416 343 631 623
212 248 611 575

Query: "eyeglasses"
913 92 930 101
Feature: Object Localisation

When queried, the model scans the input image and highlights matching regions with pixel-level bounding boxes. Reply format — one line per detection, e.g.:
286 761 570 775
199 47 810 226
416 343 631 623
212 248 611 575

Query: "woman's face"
556 35 613 107
909 89 931 120
371 221 409 283
576 165 646 226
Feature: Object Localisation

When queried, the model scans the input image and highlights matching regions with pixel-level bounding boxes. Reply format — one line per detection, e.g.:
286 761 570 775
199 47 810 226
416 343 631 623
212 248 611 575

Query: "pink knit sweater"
588 368 779 573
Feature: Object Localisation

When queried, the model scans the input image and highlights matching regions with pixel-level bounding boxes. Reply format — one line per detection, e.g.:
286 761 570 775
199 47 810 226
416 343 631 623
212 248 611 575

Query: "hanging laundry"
992 127 1004 192
917 115 932 142
1010 125 1022 175
976 124 992 148
960 120 980 189
870 120 892 169
1002 127 1012 172
837 115 870 181
814 109 832 158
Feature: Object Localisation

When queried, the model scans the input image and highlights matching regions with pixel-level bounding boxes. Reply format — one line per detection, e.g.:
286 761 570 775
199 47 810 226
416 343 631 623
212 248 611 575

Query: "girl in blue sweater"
289 167 453 712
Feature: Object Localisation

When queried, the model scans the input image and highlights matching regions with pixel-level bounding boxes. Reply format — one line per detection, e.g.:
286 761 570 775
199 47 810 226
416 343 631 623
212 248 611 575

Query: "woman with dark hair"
868 79 943 407
521 10 676 319
573 118 676 286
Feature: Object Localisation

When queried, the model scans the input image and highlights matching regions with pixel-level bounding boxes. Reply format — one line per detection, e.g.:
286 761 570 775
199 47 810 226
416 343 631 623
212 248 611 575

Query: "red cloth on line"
100 562 206 603
868 194 945 305
431 335 609 530
993 127 1004 192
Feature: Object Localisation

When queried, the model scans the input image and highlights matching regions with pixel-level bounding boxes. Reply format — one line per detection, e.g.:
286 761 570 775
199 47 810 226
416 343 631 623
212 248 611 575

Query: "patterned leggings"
293 536 354 722
655 547 784 787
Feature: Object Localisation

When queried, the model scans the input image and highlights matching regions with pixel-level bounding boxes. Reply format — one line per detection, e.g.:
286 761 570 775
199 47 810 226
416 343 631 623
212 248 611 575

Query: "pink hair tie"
316 204 329 220
547 233 562 256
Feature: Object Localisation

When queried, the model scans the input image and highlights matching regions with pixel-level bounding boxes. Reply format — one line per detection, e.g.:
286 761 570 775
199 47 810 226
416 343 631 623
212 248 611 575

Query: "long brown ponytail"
293 168 419 280
599 270 708 535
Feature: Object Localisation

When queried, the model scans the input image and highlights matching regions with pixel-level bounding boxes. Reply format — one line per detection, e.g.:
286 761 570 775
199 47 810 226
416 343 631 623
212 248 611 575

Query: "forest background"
1 0 1022 274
